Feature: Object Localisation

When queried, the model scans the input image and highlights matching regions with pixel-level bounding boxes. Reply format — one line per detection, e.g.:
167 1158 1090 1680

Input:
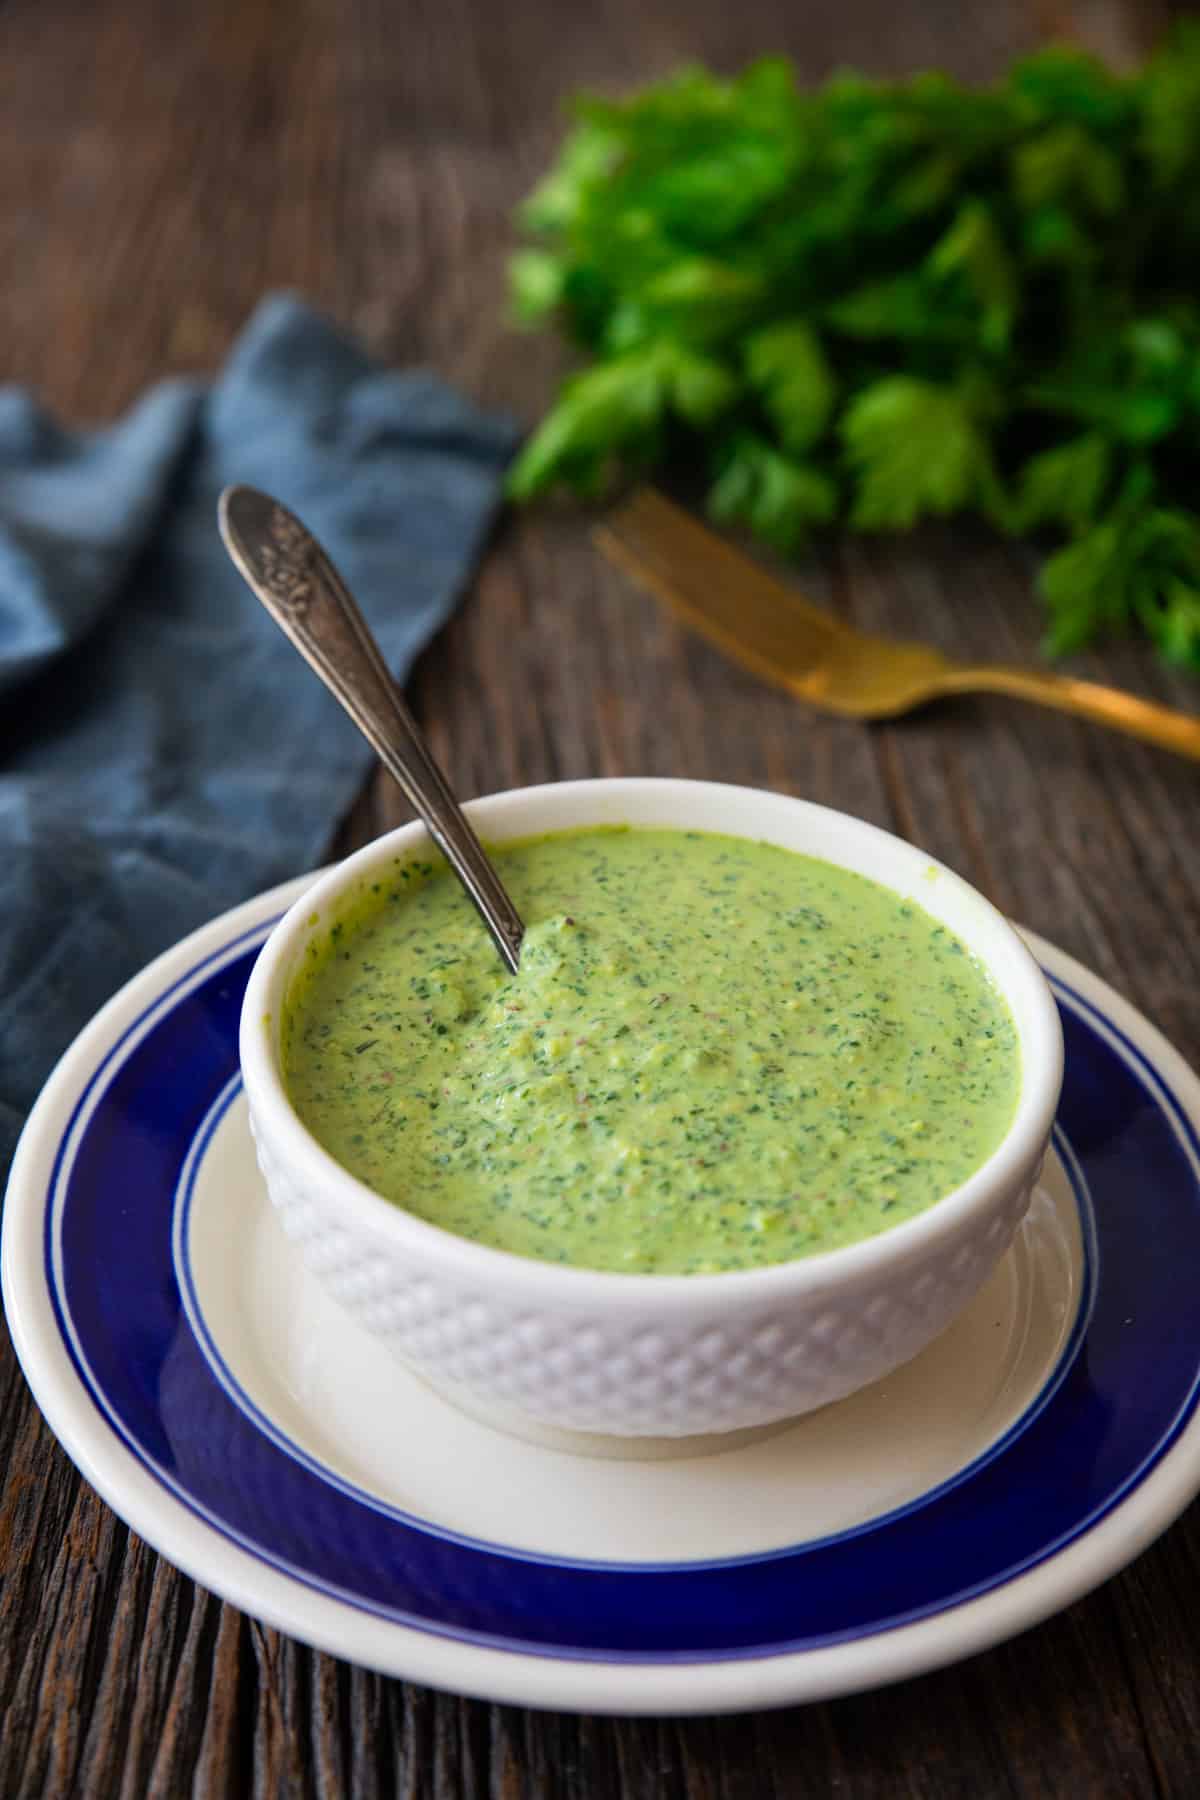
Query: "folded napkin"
0 294 519 1175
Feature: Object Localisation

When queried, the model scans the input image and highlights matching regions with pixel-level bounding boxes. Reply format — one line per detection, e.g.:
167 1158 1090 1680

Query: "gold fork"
593 488 1200 762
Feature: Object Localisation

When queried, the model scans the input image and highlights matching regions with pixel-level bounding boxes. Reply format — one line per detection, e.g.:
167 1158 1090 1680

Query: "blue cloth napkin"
0 294 519 1174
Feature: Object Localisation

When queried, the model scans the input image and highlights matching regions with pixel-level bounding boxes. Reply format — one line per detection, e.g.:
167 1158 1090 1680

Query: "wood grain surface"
3 0 1199 1794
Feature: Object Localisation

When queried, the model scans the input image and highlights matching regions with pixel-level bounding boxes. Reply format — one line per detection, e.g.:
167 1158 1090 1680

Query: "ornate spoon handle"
218 486 524 973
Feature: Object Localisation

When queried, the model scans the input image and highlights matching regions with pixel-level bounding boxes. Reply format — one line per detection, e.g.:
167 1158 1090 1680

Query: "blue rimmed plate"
5 874 1200 1714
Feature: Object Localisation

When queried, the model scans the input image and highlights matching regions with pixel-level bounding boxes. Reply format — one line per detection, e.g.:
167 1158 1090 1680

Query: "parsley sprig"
508 34 1200 667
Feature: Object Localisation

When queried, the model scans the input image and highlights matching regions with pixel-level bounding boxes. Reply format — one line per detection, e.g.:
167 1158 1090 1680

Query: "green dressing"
282 827 1020 1274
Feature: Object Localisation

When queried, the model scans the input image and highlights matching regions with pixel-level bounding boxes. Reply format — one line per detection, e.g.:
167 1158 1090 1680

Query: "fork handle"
940 664 1200 762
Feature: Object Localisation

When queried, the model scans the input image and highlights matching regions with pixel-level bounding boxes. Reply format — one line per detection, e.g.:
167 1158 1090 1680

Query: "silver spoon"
218 486 525 974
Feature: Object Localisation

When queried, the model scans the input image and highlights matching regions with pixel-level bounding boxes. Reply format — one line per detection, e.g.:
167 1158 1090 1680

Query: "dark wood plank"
3 0 1198 1795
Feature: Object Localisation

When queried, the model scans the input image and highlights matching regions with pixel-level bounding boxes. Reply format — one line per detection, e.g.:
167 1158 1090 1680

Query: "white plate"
5 875 1200 1713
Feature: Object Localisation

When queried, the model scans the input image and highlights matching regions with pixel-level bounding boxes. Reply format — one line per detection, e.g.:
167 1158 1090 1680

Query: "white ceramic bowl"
241 779 1063 1441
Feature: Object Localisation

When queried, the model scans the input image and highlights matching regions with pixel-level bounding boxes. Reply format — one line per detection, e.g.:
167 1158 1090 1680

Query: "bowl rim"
240 777 1064 1308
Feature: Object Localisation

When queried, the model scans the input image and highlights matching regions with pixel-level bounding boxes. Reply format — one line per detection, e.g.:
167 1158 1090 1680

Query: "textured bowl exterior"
242 780 1061 1439
250 1112 1040 1434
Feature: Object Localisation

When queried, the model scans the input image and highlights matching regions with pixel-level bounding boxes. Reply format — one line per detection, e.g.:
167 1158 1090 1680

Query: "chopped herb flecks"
282 829 1020 1274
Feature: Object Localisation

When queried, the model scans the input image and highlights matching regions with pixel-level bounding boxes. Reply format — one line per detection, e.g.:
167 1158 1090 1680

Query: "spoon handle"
218 486 524 974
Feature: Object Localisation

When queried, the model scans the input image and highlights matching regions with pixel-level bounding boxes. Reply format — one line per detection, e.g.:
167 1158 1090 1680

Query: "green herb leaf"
709 435 838 553
1040 505 1200 664
664 342 741 425
1142 24 1200 187
1015 434 1112 533
506 342 738 498
520 120 625 236
1012 125 1124 217
509 250 567 323
1026 322 1190 446
927 200 1018 350
1009 47 1133 132
743 321 836 454
842 378 995 530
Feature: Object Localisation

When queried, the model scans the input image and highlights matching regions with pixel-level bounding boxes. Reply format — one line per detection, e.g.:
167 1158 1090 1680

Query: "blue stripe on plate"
44 929 1200 1661
172 1071 1098 1572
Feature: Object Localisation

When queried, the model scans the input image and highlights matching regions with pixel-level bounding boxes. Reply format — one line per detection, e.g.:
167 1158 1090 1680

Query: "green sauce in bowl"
282 827 1020 1274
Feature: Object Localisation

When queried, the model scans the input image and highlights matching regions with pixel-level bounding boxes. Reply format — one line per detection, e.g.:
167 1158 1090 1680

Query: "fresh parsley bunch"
507 34 1200 666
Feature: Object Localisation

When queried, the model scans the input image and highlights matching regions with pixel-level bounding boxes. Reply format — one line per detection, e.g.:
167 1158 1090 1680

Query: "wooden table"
3 0 1199 1792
